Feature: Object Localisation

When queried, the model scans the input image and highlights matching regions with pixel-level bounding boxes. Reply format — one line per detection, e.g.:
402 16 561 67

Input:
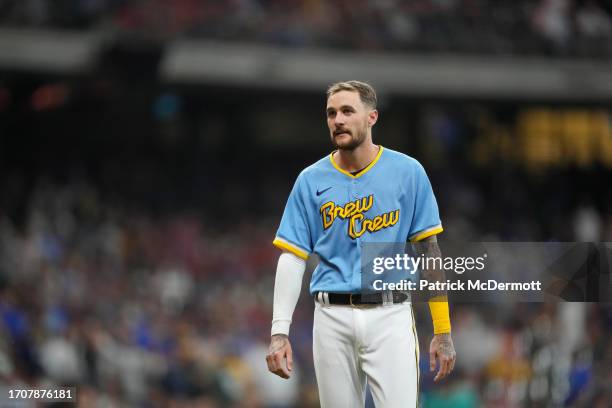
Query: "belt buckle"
349 294 367 308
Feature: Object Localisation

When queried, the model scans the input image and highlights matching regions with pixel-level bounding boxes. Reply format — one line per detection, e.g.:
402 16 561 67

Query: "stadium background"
1 1 612 407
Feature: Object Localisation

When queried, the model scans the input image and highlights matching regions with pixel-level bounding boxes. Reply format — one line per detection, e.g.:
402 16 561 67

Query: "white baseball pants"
313 299 420 408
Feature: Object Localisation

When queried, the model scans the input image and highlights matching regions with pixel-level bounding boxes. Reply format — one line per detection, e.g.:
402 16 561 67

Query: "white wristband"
271 251 306 336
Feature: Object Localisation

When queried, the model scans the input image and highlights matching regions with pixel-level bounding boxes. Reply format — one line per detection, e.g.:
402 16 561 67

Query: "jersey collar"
329 146 384 179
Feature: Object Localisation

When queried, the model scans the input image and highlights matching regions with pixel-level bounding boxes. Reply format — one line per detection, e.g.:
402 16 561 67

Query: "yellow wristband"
428 296 451 334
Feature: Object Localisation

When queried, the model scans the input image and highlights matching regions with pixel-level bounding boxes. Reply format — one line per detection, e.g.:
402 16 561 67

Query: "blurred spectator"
2 0 612 57
532 0 572 47
576 0 612 37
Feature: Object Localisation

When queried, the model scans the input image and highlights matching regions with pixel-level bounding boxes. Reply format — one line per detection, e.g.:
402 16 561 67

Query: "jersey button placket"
352 179 361 245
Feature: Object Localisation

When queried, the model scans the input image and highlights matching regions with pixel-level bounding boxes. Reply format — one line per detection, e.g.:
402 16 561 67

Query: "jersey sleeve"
273 173 312 260
408 163 443 242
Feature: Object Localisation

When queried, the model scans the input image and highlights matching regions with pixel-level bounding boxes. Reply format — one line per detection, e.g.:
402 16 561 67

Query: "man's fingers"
266 353 277 372
274 351 291 378
449 354 456 372
430 334 456 382
287 348 293 372
267 353 290 379
266 336 293 379
434 356 454 382
433 358 442 381
267 352 281 373
429 350 437 372
434 359 448 382
274 367 290 379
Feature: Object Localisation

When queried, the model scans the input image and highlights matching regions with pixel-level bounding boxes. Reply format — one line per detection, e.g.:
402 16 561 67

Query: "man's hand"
429 333 456 382
266 334 293 379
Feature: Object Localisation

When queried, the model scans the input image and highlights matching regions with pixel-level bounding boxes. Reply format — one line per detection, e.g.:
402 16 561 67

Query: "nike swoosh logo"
316 187 332 196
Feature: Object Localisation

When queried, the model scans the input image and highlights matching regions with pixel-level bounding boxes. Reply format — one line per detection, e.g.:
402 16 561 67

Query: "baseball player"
265 81 456 407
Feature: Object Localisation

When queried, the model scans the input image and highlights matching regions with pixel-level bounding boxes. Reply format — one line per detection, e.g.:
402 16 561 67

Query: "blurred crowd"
0 178 315 407
0 169 611 406
1 0 612 57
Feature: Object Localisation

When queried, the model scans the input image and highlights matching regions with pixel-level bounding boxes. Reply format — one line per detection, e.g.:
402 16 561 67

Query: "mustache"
333 128 351 136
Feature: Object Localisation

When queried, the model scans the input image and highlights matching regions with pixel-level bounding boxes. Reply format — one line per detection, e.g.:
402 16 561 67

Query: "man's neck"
333 141 379 173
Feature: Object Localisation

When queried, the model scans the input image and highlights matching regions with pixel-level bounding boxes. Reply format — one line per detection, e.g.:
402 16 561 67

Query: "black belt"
316 292 408 306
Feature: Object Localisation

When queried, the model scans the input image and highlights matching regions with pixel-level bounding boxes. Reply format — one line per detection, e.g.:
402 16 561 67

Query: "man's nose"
334 113 346 126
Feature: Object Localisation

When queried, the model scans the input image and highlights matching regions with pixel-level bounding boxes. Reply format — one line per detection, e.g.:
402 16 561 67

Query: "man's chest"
310 182 407 240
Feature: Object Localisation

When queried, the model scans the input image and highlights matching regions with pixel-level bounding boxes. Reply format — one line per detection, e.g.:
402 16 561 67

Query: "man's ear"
368 109 379 127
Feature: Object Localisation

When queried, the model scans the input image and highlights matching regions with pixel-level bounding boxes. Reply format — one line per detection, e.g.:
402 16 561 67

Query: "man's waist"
314 291 409 307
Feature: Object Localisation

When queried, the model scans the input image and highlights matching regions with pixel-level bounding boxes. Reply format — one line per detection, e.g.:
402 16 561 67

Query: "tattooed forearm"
411 235 447 299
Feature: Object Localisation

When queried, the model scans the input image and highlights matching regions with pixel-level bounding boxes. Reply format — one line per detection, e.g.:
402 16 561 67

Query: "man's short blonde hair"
326 81 377 109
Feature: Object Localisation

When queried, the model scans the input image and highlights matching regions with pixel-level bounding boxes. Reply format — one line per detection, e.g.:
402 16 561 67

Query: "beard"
331 126 367 151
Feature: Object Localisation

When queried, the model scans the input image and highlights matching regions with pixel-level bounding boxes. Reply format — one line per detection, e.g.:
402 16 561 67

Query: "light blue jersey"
273 146 443 295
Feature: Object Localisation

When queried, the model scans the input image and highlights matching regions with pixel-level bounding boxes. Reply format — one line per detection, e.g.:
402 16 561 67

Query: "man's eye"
327 111 336 117
343 110 352 115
